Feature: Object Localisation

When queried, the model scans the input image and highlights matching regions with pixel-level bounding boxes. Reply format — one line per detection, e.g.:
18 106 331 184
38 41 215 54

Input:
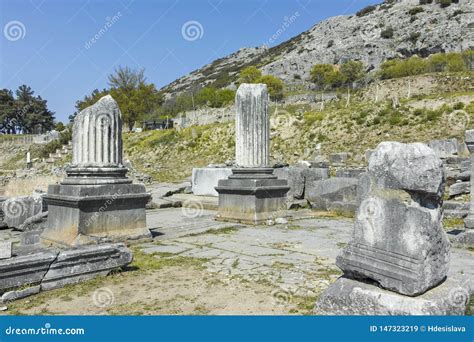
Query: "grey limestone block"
315 276 470 315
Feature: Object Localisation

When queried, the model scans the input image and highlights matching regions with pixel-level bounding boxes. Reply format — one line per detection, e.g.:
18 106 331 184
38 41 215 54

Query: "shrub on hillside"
356 5 376 17
381 27 394 39
408 7 424 15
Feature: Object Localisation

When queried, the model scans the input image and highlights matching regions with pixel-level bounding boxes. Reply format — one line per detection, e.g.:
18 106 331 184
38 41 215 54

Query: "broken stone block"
427 138 460 159
0 241 12 259
335 167 366 179
274 167 305 199
305 177 358 211
329 152 351 165
192 168 233 197
1 285 40 303
337 142 450 296
41 243 132 290
0 250 58 292
368 141 445 198
449 181 470 198
315 276 469 315
1 196 43 229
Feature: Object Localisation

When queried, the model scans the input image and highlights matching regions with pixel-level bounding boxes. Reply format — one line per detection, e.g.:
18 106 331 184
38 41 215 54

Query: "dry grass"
4 176 61 197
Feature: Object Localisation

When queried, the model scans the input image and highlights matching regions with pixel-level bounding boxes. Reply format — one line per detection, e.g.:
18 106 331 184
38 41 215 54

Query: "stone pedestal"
215 168 289 224
41 95 151 247
215 84 289 224
315 276 469 315
316 142 455 314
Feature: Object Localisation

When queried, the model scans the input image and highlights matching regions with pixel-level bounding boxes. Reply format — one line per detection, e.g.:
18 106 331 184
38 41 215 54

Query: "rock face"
160 1 471 96
337 141 450 296
41 96 151 247
235 84 269 168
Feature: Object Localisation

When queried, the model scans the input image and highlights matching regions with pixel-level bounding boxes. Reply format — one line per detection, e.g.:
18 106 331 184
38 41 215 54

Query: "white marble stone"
72 95 123 168
235 84 269 168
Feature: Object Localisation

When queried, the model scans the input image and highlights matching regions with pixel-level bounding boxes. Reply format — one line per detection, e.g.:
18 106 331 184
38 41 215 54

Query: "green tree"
12 85 55 134
76 67 164 130
310 64 344 88
258 75 284 101
340 60 364 86
0 89 15 134
107 66 146 91
238 66 262 84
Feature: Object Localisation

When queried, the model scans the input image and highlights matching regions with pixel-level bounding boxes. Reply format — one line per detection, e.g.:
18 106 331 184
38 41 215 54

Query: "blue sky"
1 0 380 123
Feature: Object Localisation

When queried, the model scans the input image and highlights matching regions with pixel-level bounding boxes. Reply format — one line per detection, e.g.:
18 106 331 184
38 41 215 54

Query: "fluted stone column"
464 130 474 229
235 84 269 168
215 84 289 225
64 95 128 184
41 95 150 247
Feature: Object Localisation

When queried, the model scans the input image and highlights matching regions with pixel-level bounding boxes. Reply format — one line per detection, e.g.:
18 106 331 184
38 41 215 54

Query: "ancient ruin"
462 130 474 244
316 142 468 315
41 95 151 247
215 84 289 224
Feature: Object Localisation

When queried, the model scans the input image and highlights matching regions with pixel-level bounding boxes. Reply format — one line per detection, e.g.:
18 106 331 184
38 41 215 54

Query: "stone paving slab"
142 208 474 298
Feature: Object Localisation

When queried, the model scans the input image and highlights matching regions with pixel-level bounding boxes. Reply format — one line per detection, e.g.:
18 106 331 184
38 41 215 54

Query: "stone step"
169 193 218 210
443 209 468 219
443 201 468 210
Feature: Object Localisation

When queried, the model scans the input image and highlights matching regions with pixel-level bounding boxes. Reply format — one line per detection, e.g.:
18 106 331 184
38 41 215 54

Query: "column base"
40 179 151 247
215 168 289 225
315 276 470 315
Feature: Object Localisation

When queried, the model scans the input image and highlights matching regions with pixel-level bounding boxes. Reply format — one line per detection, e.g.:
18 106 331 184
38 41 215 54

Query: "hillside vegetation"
124 72 474 183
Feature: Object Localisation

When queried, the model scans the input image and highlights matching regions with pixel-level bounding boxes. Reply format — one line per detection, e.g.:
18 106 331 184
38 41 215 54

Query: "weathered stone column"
464 129 474 229
235 84 269 168
41 95 151 247
315 142 469 315
215 84 289 225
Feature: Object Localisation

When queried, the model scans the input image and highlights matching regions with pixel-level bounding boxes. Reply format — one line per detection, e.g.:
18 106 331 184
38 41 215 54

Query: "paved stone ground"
143 208 474 300
1 207 472 313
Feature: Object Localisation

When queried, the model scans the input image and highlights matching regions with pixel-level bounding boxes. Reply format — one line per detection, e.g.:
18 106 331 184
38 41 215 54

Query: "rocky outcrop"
161 0 472 96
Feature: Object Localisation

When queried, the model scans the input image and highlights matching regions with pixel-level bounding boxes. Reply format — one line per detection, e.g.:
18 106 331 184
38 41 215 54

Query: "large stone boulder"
273 167 305 199
337 142 450 296
427 138 461 159
305 177 358 211
274 166 329 200
368 142 445 198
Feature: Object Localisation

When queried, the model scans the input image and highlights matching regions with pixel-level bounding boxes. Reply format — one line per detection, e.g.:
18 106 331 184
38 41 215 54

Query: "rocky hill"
160 0 472 97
